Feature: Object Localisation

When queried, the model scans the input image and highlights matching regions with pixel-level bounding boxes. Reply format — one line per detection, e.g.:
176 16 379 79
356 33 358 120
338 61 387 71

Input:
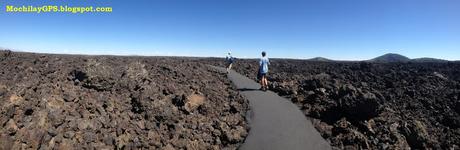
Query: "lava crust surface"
207 58 460 149
0 51 249 149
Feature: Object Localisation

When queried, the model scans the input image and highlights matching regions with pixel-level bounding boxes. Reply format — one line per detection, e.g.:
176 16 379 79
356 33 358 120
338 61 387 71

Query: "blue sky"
1 0 459 60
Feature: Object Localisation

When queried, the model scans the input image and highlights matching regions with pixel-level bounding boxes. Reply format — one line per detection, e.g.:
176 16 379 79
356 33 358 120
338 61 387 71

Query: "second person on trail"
226 51 235 73
258 51 270 91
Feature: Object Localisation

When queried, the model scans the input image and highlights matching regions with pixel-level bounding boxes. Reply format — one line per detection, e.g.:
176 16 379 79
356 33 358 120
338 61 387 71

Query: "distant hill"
369 53 411 62
307 57 333 62
368 53 451 63
411 57 448 63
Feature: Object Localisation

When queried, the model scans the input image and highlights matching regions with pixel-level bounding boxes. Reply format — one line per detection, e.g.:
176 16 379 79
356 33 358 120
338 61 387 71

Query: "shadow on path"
238 88 260 91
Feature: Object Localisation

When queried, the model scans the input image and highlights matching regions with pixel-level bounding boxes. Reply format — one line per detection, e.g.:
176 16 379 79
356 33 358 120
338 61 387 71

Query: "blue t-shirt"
259 56 269 74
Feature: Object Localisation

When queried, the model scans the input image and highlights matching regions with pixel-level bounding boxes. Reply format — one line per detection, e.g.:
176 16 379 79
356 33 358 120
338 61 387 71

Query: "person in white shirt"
225 51 234 73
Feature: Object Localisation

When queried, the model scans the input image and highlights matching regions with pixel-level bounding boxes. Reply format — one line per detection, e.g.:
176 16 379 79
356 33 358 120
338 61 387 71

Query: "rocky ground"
0 51 249 149
207 58 460 149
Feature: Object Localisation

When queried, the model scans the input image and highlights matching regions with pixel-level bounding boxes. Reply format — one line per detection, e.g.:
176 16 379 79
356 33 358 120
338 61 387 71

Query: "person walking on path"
258 51 270 91
226 51 235 73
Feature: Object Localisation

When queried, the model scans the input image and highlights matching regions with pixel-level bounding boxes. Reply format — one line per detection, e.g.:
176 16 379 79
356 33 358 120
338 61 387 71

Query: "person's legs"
261 75 268 91
260 78 264 89
259 74 264 90
263 76 268 88
261 77 265 89
263 77 267 89
226 63 232 73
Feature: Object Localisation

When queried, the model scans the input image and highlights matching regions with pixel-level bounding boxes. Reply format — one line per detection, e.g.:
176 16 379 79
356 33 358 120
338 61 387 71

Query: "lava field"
207 58 460 149
0 51 249 149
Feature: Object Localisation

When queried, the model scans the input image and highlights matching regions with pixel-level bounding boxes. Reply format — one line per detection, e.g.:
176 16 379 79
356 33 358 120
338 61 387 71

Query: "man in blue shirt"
258 51 270 91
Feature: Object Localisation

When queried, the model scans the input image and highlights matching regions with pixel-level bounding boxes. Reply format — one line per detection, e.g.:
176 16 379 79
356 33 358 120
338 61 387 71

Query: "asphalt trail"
211 66 331 150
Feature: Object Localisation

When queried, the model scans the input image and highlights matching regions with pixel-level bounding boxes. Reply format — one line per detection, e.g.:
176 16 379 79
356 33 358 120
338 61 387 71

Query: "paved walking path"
211 66 331 150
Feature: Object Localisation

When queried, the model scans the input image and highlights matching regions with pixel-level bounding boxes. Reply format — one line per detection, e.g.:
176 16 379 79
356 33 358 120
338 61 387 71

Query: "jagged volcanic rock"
206 58 460 149
0 51 249 149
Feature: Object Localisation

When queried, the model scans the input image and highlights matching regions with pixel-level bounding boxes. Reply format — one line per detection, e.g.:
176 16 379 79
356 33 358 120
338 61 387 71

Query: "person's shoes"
260 86 268 91
263 86 268 91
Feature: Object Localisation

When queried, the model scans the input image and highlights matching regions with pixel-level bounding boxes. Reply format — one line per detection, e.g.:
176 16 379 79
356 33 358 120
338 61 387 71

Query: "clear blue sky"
1 0 459 60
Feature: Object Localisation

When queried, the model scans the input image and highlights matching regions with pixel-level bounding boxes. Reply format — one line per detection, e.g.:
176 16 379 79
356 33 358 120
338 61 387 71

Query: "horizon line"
1 47 458 61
